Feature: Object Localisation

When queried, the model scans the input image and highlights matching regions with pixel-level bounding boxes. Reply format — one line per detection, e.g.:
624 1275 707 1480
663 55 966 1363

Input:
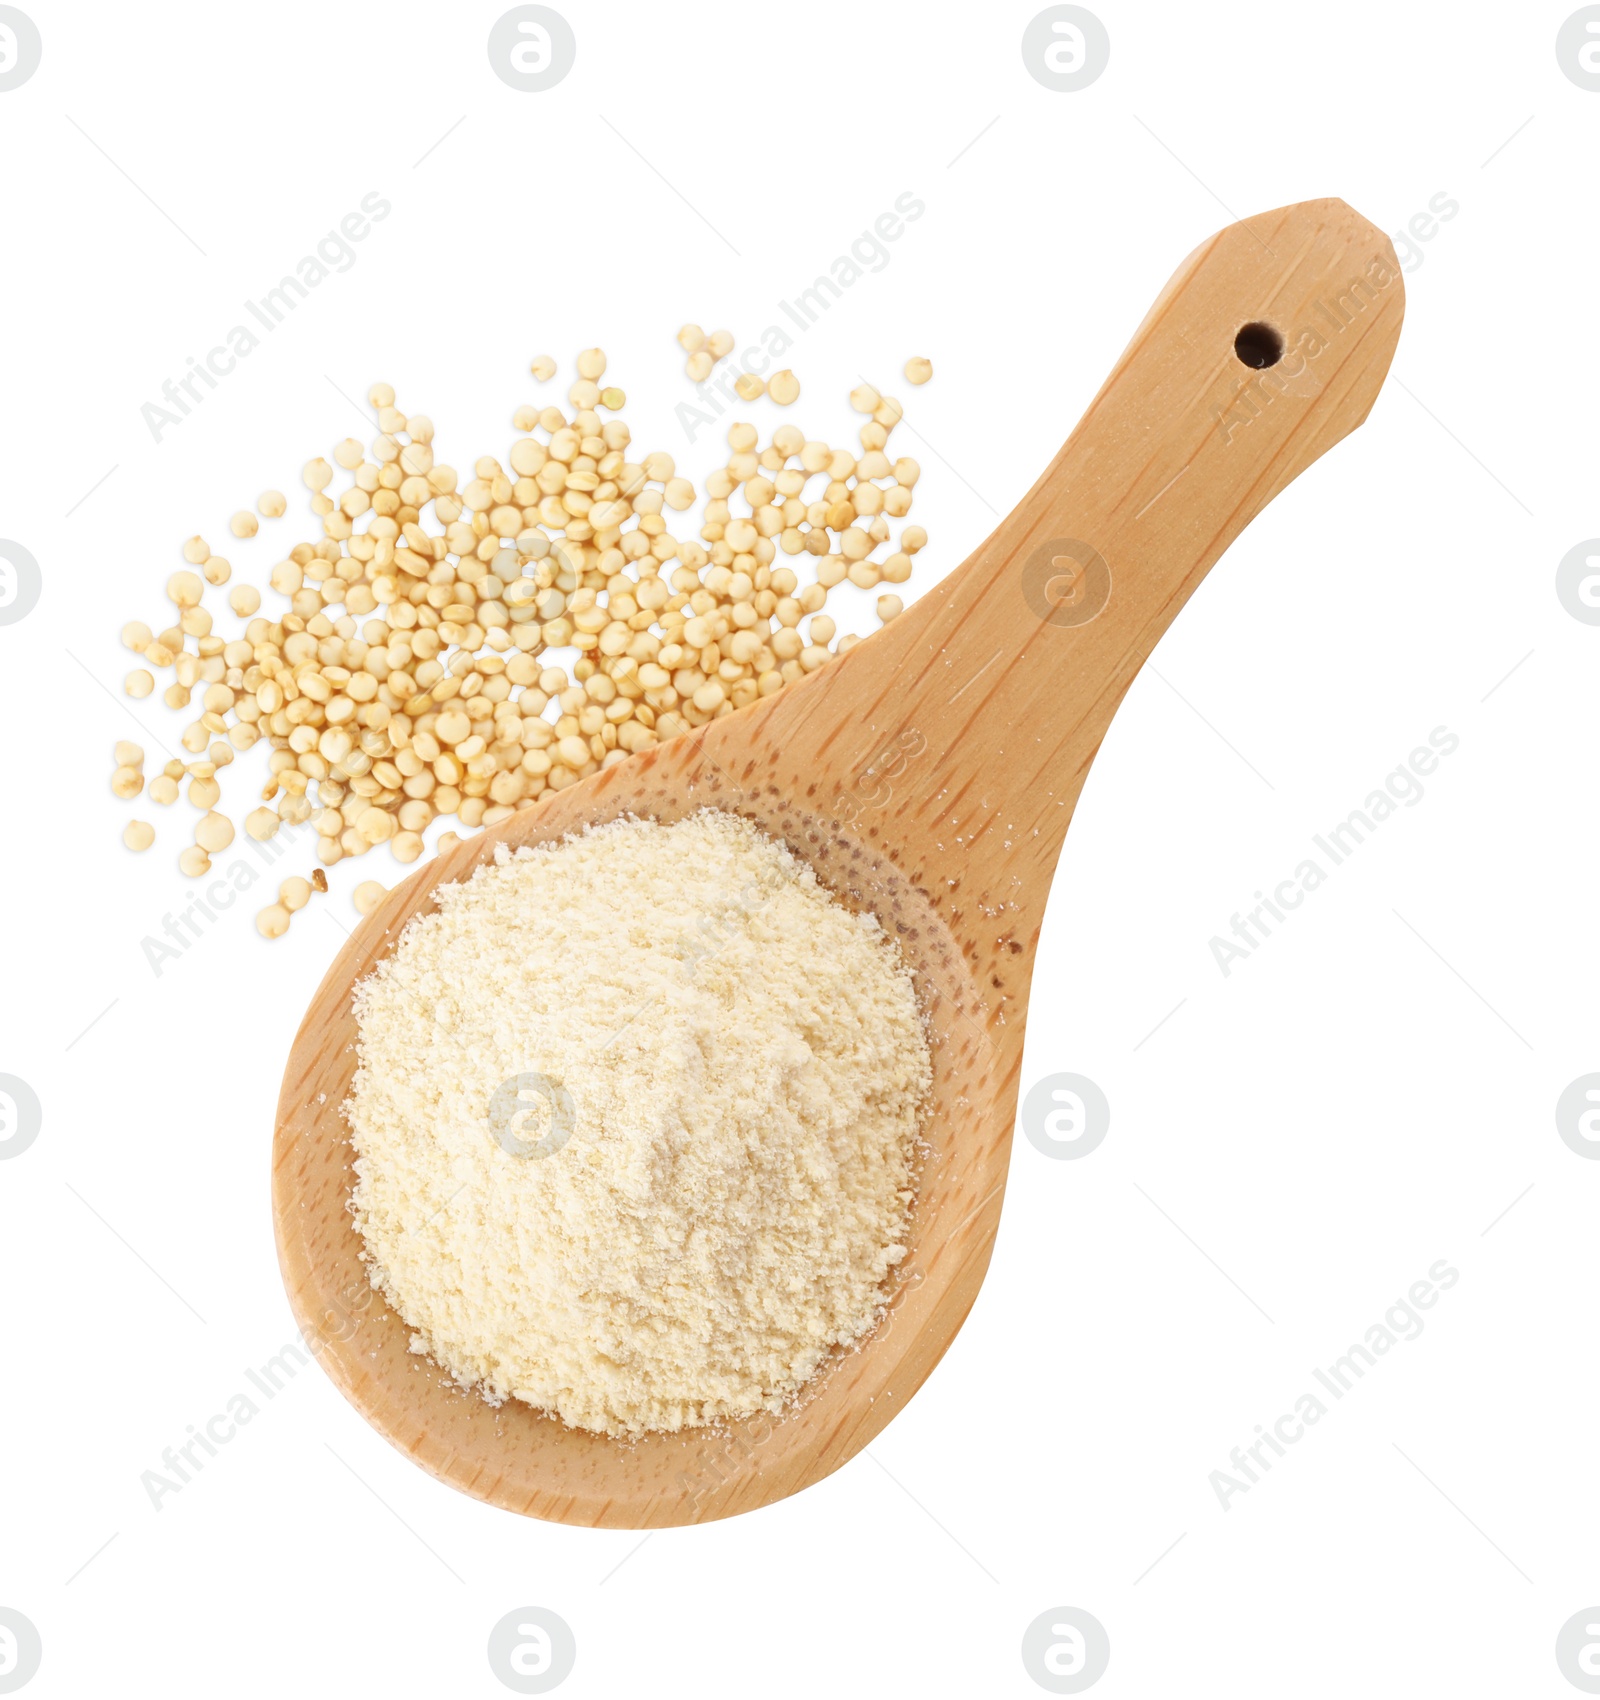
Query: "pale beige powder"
346 809 930 1437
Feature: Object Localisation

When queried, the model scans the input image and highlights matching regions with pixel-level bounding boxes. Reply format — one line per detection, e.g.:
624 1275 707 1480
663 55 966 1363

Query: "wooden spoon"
274 197 1403 1528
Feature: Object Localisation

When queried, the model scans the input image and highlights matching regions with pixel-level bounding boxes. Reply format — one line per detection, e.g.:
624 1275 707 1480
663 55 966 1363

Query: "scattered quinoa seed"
352 879 388 917
194 812 234 853
111 342 935 937
256 904 291 939
279 876 314 912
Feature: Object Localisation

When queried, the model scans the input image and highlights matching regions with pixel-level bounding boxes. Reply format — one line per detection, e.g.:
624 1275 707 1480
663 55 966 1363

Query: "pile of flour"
346 810 930 1437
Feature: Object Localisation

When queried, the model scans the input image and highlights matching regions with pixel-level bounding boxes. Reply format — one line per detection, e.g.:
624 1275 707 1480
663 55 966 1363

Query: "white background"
1 1 1595 1694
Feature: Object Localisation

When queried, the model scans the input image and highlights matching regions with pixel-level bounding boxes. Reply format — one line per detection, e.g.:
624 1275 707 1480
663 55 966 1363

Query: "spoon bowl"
274 197 1404 1526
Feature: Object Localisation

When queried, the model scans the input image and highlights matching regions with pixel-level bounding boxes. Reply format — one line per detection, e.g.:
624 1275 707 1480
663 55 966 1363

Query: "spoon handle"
763 196 1403 1032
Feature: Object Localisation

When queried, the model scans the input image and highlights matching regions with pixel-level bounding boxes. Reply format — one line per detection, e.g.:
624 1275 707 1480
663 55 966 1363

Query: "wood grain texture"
273 198 1404 1527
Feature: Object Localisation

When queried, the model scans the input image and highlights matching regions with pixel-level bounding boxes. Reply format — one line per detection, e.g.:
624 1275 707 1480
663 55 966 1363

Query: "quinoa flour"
346 809 931 1437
